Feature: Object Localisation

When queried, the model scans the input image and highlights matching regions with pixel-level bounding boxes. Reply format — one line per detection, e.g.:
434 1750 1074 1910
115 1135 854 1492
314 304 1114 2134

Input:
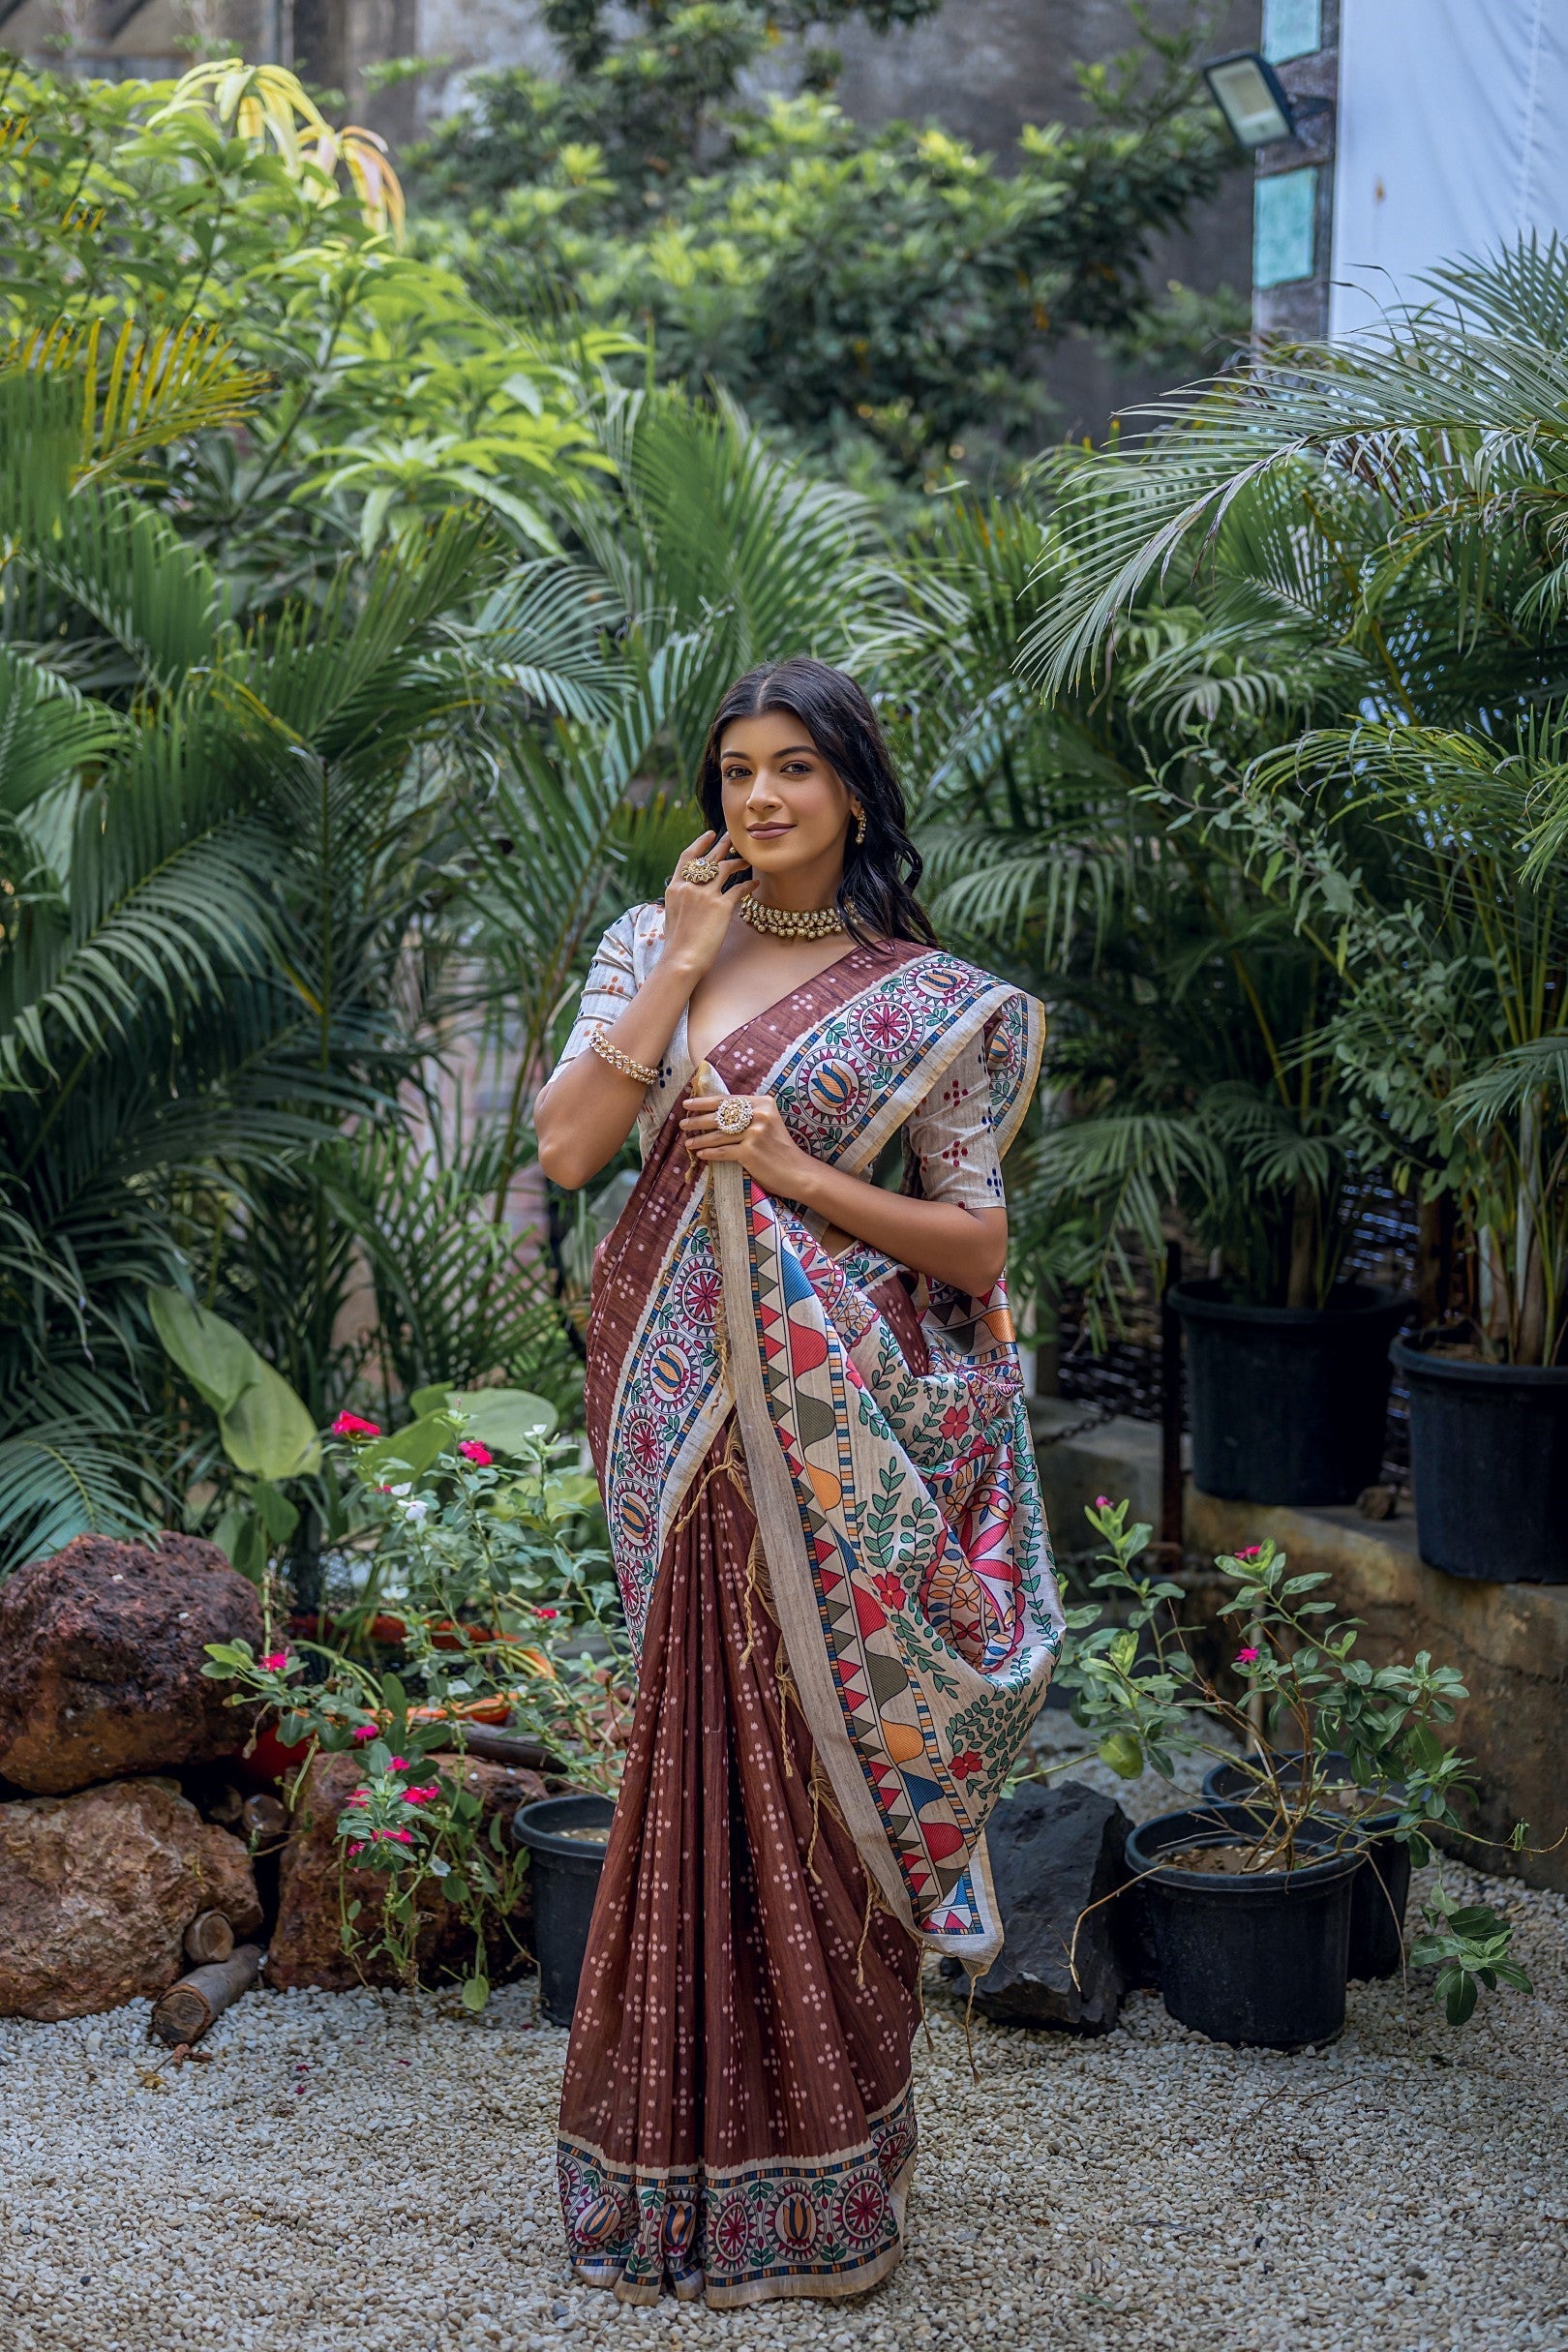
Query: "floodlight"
1203 51 1296 147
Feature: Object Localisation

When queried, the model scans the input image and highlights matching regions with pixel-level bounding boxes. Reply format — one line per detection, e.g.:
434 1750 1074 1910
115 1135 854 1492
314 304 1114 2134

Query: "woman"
534 658 1064 2310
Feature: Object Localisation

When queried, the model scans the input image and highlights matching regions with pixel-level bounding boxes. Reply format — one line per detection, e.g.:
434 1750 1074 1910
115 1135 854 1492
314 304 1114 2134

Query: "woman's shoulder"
594 901 666 962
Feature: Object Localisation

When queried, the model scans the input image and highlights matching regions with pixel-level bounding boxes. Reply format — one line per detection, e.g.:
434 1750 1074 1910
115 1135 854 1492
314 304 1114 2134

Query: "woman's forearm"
534 953 699 1189
790 1159 1009 1295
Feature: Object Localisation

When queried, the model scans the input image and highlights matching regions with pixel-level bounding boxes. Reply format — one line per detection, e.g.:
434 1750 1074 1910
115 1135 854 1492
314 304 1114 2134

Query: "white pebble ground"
0 1858 1562 2352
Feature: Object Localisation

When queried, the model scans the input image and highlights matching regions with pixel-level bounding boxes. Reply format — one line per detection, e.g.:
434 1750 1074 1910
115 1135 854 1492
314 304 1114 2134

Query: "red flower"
1235 1646 1261 1667
458 1439 493 1466
1235 1544 1263 1562
950 1749 983 1780
345 1791 368 1808
332 1411 381 1440
535 1606 558 1620
259 1650 289 1673
402 1785 441 1806
872 1573 907 1612
351 1723 377 1742
939 1405 969 1446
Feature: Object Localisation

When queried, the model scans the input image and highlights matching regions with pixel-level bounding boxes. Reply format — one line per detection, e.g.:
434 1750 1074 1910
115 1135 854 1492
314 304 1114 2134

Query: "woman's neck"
753 853 845 914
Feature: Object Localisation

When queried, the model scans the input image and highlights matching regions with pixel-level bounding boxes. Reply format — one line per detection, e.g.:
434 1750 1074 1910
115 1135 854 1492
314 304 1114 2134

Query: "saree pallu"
557 934 1066 2308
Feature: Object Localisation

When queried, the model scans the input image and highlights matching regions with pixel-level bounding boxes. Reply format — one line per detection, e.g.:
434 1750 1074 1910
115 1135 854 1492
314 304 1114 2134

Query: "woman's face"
717 709 857 880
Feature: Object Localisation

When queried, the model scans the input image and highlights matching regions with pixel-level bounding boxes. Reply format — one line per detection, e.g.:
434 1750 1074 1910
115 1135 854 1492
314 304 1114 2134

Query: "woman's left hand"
678 1093 816 1198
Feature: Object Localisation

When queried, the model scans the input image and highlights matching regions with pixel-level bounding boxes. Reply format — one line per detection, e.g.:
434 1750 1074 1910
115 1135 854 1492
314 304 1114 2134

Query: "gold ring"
714 1097 754 1135
680 856 719 885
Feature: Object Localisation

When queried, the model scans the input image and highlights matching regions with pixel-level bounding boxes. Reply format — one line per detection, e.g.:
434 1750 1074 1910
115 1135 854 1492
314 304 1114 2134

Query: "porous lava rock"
941 1778 1141 2033
268 1751 548 1992
0 1532 262 1794
0 1776 261 2020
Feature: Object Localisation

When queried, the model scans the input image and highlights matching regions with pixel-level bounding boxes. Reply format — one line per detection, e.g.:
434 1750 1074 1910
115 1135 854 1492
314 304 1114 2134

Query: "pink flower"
402 1785 440 1806
389 1757 410 1771
1236 1544 1262 1562
351 1724 377 1742
332 1411 382 1440
345 1790 368 1808
458 1439 493 1466
347 1840 365 1855
534 1607 558 1621
1235 1646 1261 1667
1094 1495 1111 1511
259 1651 289 1673
372 1825 414 1844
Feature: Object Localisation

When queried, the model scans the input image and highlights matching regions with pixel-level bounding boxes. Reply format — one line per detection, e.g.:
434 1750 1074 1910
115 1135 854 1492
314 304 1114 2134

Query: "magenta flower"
260 1650 289 1673
402 1785 440 1806
389 1756 410 1771
345 1790 368 1808
1094 1494 1111 1511
458 1438 493 1466
371 1825 414 1844
1236 1544 1262 1562
351 1724 377 1742
535 1606 558 1621
332 1411 382 1440
1235 1646 1261 1666
347 1840 365 1855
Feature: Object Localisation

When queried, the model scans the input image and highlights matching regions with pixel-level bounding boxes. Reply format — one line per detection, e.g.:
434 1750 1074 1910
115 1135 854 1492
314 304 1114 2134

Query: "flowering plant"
201 1413 632 2006
1049 1497 1531 2024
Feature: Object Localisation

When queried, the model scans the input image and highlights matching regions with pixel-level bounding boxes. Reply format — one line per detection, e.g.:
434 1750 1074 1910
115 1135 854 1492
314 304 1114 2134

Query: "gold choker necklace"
739 896 846 941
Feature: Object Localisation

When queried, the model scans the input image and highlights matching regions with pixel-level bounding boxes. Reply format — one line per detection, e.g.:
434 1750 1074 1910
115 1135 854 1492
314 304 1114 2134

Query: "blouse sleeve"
906 1037 1005 1210
554 911 642 1073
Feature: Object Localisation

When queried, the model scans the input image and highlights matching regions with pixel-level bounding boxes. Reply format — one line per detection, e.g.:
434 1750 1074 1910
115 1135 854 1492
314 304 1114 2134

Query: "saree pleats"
558 1438 920 2308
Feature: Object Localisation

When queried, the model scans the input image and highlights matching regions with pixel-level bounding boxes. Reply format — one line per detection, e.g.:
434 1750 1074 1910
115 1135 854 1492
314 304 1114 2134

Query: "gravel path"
2 1840 1563 2352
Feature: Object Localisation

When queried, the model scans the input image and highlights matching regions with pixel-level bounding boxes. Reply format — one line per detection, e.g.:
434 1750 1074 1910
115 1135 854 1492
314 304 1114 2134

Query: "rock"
267 1750 548 1992
0 1533 262 1795
941 1779 1139 2033
0 1776 261 2021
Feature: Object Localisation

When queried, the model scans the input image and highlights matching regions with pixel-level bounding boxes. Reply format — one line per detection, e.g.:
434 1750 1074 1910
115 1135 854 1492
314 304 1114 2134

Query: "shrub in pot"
1200 1751 1411 1980
1054 1500 1532 2040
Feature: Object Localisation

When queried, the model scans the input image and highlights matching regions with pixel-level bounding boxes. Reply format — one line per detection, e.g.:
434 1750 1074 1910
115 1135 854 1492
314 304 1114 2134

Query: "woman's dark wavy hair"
697 658 938 949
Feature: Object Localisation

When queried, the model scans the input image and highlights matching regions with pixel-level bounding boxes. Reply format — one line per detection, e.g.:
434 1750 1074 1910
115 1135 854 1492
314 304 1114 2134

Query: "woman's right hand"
660 829 752 978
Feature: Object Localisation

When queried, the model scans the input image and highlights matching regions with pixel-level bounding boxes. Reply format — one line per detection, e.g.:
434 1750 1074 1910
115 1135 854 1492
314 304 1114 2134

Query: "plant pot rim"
1171 1278 1410 1331
1125 1802 1365 1892
511 1790 615 1860
1392 1332 1568 1388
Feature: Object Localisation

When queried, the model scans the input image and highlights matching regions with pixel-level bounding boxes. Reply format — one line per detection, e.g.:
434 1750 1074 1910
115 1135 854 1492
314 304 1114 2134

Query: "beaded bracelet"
590 1026 660 1089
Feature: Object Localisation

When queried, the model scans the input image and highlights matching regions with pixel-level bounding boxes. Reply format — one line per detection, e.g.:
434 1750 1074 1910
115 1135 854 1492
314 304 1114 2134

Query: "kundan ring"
714 1097 755 1135
680 856 720 885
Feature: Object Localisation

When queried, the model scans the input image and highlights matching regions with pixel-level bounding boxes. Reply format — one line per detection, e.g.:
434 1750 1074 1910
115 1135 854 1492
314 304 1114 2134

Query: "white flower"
402 1498 429 1526
427 1855 451 1879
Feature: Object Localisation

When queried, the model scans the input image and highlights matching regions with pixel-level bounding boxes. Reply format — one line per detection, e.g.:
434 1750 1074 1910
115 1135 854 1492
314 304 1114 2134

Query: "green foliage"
1029 237 1568 1359
409 4 1239 490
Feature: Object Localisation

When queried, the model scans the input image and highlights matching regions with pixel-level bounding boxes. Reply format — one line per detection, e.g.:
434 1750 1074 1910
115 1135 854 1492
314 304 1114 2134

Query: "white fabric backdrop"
1331 0 1568 337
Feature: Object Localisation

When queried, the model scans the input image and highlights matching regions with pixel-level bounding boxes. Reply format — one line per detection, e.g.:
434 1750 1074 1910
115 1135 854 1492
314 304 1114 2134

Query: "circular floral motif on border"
648 1342 690 1401
676 1266 722 1324
837 2174 891 2244
875 2119 916 2176
623 1413 662 1471
806 1057 859 1115
857 997 916 1056
710 2197 751 2265
986 1018 1020 1076
771 2189 820 2253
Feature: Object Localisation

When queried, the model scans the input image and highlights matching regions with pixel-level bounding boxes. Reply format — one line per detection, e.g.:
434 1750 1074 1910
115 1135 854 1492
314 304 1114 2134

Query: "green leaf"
1097 1732 1144 1779
355 1412 456 1486
443 1387 558 1454
460 1974 490 2012
253 1480 300 1544
147 1286 256 1415
220 1358 322 1481
1443 1968 1479 2028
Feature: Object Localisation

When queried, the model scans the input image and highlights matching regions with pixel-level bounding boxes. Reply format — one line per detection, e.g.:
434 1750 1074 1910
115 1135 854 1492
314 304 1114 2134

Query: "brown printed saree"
554 911 1065 2308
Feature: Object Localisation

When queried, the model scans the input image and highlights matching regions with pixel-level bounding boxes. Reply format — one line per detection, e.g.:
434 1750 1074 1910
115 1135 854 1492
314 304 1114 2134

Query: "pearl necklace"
739 896 846 941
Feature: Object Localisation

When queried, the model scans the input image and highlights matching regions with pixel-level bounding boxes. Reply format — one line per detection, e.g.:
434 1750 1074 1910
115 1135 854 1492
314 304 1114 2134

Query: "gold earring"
854 808 867 845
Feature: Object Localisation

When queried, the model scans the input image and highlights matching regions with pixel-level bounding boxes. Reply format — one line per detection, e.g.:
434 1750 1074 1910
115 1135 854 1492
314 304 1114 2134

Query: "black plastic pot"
1393 1334 1568 1583
511 1793 616 2027
1200 1755 1410 1981
1172 1281 1408 1507
1124 1802 1359 2046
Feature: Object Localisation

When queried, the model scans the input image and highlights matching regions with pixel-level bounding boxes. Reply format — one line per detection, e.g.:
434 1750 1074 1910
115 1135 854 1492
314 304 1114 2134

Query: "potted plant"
1056 1500 1532 2044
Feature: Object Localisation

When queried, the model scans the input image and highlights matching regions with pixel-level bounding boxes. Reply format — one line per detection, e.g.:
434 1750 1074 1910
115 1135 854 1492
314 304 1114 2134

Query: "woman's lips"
746 824 793 839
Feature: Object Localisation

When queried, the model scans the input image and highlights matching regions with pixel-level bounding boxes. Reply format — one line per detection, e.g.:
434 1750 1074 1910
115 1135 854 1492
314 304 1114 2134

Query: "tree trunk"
1413 1193 1454 1331
184 1910 236 1965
